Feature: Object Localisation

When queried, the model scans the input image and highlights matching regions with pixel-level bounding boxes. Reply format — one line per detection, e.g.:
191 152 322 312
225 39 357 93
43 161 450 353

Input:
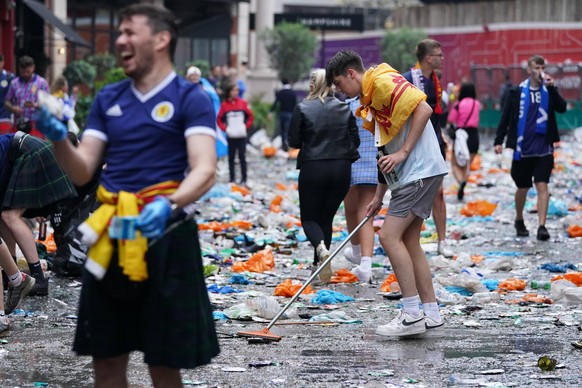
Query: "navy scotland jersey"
83 71 216 193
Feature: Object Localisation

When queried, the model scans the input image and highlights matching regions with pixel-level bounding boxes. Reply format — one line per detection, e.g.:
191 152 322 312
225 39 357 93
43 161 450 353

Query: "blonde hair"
50 76 68 95
306 69 332 103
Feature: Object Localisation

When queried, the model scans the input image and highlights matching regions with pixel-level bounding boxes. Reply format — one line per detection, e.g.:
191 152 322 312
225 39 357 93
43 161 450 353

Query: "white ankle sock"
351 244 361 257
8 271 22 287
423 302 441 321
359 256 372 271
401 295 421 317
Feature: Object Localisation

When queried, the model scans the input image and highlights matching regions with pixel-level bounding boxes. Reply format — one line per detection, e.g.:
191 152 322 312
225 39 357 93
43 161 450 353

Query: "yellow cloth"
356 63 427 147
79 181 180 282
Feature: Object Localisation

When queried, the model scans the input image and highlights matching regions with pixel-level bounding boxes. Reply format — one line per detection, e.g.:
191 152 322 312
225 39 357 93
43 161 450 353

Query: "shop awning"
23 0 91 48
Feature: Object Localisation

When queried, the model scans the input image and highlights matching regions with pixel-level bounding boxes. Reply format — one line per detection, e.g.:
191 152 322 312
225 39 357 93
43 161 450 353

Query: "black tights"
298 160 351 264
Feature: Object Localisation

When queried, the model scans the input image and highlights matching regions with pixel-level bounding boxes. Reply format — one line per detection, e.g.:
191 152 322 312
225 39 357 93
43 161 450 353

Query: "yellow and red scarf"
78 181 180 282
356 63 426 146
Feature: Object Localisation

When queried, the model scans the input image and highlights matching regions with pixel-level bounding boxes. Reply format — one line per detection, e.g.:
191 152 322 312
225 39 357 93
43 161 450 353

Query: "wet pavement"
0 131 581 387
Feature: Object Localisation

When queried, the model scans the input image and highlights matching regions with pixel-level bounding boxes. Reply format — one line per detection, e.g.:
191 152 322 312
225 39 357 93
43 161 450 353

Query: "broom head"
236 327 282 342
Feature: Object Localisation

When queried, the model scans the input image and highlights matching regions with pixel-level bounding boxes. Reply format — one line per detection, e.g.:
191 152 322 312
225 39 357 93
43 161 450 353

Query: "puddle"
444 333 564 359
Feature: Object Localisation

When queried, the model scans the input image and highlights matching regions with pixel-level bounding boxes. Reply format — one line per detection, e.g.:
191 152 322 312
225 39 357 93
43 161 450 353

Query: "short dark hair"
458 82 476 101
416 39 441 62
18 55 34 68
528 55 545 67
281 78 290 85
118 3 178 60
325 50 365 87
0 54 4 62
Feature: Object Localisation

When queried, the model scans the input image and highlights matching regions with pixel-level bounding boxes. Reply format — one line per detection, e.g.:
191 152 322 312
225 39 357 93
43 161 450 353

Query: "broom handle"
266 214 373 331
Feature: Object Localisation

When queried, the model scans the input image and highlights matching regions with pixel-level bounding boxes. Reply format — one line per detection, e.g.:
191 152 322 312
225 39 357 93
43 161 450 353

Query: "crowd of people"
0 2 570 385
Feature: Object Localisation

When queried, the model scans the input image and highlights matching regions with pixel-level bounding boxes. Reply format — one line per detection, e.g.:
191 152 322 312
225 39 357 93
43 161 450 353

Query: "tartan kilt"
2 135 77 210
73 218 220 369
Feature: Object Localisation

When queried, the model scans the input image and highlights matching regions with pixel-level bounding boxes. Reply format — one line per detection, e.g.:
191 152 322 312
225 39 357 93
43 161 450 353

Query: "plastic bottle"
471 291 501 304
377 149 401 190
292 258 312 265
531 280 551 290
38 221 47 241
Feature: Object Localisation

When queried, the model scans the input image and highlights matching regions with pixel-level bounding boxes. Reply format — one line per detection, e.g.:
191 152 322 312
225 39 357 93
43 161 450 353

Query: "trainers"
375 310 426 337
0 315 9 333
537 225 550 241
514 219 529 237
5 273 36 314
311 261 333 284
343 247 361 265
28 273 49 296
457 181 467 201
351 265 371 283
417 315 445 338
314 242 332 283
316 241 330 261
437 240 454 258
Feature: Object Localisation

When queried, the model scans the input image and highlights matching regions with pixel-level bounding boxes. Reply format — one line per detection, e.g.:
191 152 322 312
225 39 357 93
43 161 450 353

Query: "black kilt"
73 218 220 369
2 135 77 211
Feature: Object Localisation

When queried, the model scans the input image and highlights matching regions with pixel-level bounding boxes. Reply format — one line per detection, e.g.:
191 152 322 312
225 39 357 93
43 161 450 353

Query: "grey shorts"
387 175 444 219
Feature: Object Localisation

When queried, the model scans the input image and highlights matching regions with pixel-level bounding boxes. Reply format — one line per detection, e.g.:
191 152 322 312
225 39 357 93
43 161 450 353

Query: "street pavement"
0 131 580 387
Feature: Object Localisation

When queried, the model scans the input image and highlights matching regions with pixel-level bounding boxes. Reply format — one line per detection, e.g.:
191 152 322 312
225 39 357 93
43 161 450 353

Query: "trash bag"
273 279 314 297
497 278 526 291
330 268 359 283
380 273 399 292
567 224 582 238
454 129 470 167
245 295 282 319
460 200 497 217
552 272 582 286
232 248 275 273
51 179 99 277
550 279 582 305
51 227 89 277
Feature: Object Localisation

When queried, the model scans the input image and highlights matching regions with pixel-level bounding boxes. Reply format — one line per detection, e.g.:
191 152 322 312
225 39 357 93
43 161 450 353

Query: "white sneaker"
0 315 10 333
316 241 330 262
315 242 332 283
343 247 361 265
417 315 445 338
351 265 371 283
375 310 426 337
437 240 454 258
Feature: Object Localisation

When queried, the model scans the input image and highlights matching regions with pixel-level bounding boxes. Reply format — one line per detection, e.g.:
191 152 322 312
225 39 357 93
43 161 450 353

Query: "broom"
237 215 373 341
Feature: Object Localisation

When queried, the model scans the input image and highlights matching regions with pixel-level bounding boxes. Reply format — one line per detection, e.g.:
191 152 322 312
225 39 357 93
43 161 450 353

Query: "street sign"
275 13 364 32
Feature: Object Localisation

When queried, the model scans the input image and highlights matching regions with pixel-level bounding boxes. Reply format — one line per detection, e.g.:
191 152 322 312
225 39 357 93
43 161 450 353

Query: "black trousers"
298 159 351 264
227 137 247 183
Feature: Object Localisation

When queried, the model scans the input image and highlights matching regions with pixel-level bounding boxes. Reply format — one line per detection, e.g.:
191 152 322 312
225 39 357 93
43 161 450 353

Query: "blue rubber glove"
35 106 68 141
136 196 173 238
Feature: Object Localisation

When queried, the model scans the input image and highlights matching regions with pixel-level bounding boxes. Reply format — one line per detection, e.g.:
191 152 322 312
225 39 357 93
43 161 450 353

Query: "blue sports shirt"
83 71 216 193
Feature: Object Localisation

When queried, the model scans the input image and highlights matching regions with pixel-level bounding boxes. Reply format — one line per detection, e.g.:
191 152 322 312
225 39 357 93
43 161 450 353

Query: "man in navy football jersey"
494 55 567 241
36 3 219 386
402 39 451 258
